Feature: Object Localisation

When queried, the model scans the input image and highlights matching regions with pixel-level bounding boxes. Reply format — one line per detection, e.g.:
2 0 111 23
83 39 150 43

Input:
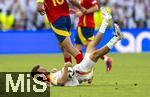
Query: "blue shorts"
51 16 71 43
75 26 94 45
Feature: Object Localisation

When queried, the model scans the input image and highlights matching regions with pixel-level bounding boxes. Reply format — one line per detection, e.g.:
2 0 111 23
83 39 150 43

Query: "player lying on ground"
31 8 124 86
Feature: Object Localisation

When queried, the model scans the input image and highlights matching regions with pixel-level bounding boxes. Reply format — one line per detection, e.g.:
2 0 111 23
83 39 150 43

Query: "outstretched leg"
74 24 124 75
90 24 124 62
86 7 112 53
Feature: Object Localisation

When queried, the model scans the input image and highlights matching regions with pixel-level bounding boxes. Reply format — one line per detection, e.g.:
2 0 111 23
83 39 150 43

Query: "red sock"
64 56 72 63
100 56 105 60
75 53 83 64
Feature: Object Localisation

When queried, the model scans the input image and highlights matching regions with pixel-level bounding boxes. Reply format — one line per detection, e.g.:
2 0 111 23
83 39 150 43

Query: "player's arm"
36 0 45 16
75 4 98 17
69 0 87 14
86 4 98 14
57 62 73 86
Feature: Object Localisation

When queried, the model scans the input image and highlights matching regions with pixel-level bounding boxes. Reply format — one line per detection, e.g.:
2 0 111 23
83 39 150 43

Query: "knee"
59 43 63 48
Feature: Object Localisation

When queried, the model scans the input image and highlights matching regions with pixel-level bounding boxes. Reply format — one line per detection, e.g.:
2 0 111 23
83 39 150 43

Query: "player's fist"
75 11 83 17
37 2 45 16
80 7 87 15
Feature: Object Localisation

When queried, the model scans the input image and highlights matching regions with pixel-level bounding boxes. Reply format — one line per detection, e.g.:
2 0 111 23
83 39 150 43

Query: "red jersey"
44 0 70 23
78 0 98 28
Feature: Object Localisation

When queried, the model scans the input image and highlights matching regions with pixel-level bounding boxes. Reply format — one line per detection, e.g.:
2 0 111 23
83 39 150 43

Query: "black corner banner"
0 72 50 97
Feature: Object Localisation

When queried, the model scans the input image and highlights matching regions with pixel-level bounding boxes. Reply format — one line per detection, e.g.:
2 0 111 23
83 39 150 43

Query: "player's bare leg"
75 44 83 54
94 7 113 71
90 24 124 62
87 7 112 53
63 48 72 63
59 43 72 63
76 41 112 71
62 37 80 57
61 37 83 64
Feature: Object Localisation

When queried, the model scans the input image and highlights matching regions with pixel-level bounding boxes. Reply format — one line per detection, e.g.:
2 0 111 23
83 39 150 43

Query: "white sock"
104 56 108 62
106 36 119 49
80 53 96 72
98 20 108 33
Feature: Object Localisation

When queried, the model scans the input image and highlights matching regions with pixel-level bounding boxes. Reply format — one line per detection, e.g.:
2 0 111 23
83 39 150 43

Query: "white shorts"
73 53 96 82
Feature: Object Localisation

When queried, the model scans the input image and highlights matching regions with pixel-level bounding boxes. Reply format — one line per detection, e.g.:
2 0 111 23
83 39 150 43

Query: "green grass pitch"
0 53 150 97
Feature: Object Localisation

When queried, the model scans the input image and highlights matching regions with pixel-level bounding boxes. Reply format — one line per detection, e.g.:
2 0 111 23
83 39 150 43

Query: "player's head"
31 65 50 82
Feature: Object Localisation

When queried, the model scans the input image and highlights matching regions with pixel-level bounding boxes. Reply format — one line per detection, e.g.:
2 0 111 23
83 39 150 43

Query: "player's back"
44 0 70 23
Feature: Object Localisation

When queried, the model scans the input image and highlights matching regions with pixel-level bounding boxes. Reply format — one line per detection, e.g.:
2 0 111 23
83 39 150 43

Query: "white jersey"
50 53 95 86
50 69 79 86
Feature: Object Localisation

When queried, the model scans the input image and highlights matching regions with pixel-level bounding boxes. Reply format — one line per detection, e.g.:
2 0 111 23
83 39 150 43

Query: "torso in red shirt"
44 0 70 23
78 0 98 28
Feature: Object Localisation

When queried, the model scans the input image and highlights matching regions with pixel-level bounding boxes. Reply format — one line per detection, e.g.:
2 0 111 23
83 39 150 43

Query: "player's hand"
80 7 87 15
75 11 83 17
37 2 45 16
51 68 57 73
64 62 73 67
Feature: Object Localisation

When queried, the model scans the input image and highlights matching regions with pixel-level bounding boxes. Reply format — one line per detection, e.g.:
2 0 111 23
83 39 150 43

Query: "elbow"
57 77 67 86
58 81 65 86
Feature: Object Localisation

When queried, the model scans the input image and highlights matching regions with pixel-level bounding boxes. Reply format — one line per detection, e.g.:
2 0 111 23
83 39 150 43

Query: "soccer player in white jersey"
31 7 124 86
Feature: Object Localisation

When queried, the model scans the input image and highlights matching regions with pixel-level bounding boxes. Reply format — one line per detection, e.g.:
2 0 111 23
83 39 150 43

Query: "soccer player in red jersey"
36 0 86 64
31 8 124 86
74 0 112 71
